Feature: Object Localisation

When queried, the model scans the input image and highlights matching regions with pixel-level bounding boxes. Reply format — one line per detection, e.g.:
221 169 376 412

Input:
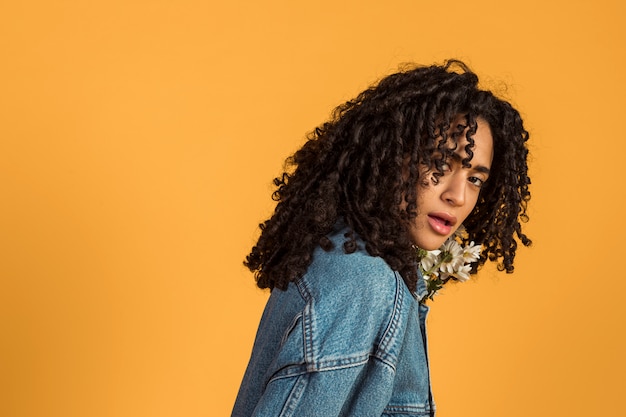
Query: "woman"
232 60 531 416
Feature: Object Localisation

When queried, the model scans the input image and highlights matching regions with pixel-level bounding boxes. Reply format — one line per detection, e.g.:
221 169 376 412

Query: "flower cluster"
415 227 482 302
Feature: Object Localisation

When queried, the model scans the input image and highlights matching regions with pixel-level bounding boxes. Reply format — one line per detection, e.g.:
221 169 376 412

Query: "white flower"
420 249 441 274
451 263 472 282
438 271 451 282
415 230 483 301
462 241 482 263
438 239 464 275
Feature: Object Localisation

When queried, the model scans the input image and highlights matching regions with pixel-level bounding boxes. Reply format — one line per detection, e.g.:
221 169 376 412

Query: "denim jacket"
232 227 435 417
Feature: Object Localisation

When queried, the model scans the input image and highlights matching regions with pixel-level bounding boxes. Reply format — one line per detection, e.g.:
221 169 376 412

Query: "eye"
468 176 485 188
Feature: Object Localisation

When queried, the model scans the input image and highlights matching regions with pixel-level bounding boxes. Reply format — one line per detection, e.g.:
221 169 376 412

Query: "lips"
427 212 457 235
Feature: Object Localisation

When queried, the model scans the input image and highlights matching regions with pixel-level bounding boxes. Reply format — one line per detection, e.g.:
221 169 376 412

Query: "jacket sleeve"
249 361 396 417
245 271 408 417
233 246 411 417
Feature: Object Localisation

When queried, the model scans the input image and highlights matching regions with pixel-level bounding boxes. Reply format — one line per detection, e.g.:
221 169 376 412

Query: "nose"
440 173 466 207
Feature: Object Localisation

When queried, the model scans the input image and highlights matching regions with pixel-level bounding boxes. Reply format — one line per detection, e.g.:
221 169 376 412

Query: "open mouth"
429 215 452 226
428 214 455 226
427 214 456 235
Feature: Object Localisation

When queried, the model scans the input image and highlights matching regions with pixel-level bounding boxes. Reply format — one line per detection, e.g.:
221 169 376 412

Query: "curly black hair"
245 60 531 292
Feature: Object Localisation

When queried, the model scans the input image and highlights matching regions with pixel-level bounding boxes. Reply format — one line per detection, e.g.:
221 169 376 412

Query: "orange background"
1 1 625 416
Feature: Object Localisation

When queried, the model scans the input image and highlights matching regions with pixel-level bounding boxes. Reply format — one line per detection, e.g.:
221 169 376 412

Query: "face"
409 117 494 250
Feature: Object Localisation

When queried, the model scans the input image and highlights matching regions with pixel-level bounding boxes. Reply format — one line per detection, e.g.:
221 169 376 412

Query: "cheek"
415 182 435 204
460 194 481 223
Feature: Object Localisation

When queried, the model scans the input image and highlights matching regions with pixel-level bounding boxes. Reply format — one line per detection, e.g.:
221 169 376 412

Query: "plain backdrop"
1 1 625 416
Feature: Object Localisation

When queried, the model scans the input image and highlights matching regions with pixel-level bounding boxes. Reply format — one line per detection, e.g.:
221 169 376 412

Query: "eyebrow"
449 152 491 175
473 165 491 175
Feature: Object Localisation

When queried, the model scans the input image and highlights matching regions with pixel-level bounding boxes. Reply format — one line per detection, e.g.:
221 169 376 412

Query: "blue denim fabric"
232 227 435 417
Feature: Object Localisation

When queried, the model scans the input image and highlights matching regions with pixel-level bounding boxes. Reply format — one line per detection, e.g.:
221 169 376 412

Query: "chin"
411 237 447 251
420 242 445 251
